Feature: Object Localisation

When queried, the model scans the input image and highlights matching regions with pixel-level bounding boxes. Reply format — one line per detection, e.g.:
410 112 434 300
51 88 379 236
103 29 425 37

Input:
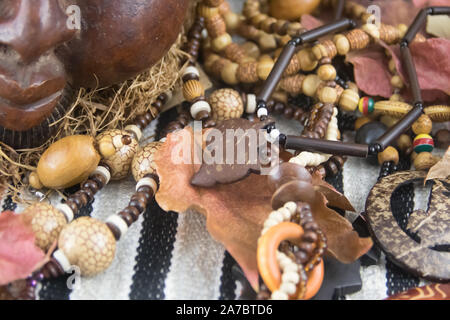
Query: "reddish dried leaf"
310 192 373 263
155 128 372 288
347 38 450 102
426 147 450 182
0 211 45 286
300 14 324 30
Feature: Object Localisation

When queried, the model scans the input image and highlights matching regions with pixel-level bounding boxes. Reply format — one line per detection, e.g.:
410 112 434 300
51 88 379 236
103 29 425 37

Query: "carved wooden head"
0 0 189 148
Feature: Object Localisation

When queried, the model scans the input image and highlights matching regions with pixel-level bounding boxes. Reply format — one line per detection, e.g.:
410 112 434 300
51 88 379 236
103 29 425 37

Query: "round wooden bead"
96 130 139 180
257 55 275 80
333 34 350 55
391 75 404 89
209 89 244 121
413 152 438 171
377 146 399 165
36 135 101 189
58 217 116 276
317 64 337 81
183 80 204 102
412 114 432 135
397 134 412 153
358 97 375 115
302 74 321 97
212 33 232 52
338 89 360 111
22 203 68 251
220 62 239 85
413 134 434 153
317 86 337 104
132 141 163 182
240 41 261 59
297 49 318 71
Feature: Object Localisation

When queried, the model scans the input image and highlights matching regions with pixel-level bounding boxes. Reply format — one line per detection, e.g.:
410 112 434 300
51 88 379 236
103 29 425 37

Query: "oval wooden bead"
257 55 275 80
413 152 439 171
240 42 261 59
297 49 318 71
312 40 337 61
132 142 163 182
209 88 244 121
317 86 337 104
212 33 233 52
206 14 227 38
345 29 370 50
220 62 239 85
377 146 399 165
412 114 432 135
333 34 350 55
338 89 360 112
397 134 412 153
391 75 404 89
183 80 204 102
22 203 67 251
302 74 321 97
58 217 116 276
317 64 336 81
36 135 101 189
96 130 139 180
374 100 412 118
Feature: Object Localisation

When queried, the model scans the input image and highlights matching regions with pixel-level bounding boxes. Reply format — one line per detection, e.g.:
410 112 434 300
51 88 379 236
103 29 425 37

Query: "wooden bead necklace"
7 0 449 300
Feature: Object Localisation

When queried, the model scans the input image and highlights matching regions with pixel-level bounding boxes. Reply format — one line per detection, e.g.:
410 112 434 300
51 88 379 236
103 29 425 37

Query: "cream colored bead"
388 59 397 73
56 203 74 223
91 166 111 185
22 203 68 251
190 100 212 119
105 215 128 239
96 130 139 180
317 64 337 81
58 217 116 276
317 86 338 104
246 94 257 114
271 290 289 300
131 141 163 182
258 33 277 52
136 177 158 194
362 23 380 40
125 125 143 142
391 75 404 89
283 202 297 214
333 34 350 55
223 12 241 32
257 55 274 80
280 282 297 295
220 62 239 85
212 33 233 52
53 249 72 273
183 66 200 78
290 151 330 167
297 49 317 71
397 24 408 38
397 134 412 153
302 74 321 97
209 88 244 121
240 41 260 59
326 108 339 141
339 89 360 111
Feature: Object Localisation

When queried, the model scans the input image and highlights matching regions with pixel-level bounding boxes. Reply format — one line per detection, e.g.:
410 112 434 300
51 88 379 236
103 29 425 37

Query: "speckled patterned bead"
132 141 163 182
96 130 139 180
58 217 116 277
209 88 244 121
22 203 68 251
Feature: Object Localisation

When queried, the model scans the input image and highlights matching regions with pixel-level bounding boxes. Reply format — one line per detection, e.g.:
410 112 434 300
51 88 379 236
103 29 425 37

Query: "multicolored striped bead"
413 134 434 153
358 97 375 115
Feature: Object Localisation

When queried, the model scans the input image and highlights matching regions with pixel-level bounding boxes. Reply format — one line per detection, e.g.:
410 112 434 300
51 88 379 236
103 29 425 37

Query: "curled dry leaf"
155 128 372 288
0 211 46 286
347 38 450 102
426 147 450 182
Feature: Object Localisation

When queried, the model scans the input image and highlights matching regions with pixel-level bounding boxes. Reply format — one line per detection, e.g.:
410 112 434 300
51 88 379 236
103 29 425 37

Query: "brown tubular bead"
122 206 141 221
42 258 65 279
107 222 122 240
90 174 106 189
129 197 147 213
82 180 100 195
79 188 95 203
118 211 135 227
137 185 152 195
65 199 79 214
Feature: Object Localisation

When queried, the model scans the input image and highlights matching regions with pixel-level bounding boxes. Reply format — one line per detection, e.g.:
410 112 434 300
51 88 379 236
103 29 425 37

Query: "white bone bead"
106 215 129 239
282 272 300 284
277 207 291 220
183 66 200 78
190 100 211 119
91 166 111 185
56 203 74 223
125 125 143 141
280 282 297 295
283 202 297 214
246 94 257 114
53 249 72 272
136 177 158 194
271 290 289 300
257 108 268 118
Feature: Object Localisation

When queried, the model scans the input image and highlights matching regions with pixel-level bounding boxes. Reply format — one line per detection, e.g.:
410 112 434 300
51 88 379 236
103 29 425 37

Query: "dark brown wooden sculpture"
0 0 189 148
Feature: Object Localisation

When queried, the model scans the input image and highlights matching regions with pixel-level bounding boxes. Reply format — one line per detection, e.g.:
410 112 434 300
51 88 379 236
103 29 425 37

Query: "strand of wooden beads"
257 201 326 300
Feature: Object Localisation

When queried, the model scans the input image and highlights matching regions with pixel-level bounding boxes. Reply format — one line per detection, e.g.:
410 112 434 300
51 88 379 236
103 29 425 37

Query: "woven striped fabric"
3 111 444 300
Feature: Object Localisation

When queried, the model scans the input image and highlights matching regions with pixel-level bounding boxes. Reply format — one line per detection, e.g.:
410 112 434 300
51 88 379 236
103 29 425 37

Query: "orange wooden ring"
257 222 304 293
302 259 324 300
